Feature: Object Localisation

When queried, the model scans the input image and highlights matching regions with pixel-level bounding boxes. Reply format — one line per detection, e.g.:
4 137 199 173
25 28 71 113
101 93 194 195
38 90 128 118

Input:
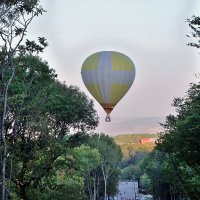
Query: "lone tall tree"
0 1 46 199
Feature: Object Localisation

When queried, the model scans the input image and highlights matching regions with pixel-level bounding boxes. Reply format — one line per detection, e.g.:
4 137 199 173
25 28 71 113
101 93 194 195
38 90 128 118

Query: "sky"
29 0 200 135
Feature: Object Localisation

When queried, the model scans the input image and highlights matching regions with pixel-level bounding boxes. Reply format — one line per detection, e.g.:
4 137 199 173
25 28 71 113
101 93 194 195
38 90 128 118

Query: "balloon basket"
105 114 111 122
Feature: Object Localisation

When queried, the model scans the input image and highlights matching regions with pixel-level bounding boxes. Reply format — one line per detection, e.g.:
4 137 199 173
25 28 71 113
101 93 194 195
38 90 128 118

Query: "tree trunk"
87 178 92 200
93 174 96 200
1 143 7 200
1 55 16 200
1 84 9 200
96 173 100 200
104 179 107 200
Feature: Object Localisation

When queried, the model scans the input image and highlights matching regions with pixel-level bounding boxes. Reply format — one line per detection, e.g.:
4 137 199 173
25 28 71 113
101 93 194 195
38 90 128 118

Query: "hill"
114 133 157 144
114 134 158 159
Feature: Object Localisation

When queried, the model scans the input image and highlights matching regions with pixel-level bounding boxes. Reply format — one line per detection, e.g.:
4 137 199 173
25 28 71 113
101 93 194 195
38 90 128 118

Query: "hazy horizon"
94 116 165 136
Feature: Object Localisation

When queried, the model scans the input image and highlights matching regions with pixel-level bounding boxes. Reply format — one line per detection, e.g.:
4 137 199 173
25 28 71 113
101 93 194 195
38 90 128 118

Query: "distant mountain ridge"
95 116 165 136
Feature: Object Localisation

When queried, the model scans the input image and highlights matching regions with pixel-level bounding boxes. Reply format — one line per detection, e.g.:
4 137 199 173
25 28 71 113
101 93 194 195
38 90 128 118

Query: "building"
139 138 156 144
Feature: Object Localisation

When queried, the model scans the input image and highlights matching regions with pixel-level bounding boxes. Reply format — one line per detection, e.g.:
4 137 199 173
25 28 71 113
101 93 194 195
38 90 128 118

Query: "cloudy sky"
29 0 200 135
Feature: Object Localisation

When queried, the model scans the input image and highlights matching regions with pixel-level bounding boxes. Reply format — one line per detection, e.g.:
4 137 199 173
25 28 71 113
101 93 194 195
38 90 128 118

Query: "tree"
0 1 46 199
33 145 100 200
120 151 148 181
140 151 175 199
156 82 200 199
107 168 121 198
87 134 122 200
158 83 200 170
2 54 99 199
72 133 122 200
73 145 100 200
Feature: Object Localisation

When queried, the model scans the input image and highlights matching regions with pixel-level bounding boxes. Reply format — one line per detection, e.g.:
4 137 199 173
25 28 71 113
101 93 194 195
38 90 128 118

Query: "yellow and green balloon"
81 51 136 122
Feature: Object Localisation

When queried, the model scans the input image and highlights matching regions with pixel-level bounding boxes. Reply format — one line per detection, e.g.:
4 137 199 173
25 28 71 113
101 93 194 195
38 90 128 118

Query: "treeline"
0 54 122 200
115 134 157 144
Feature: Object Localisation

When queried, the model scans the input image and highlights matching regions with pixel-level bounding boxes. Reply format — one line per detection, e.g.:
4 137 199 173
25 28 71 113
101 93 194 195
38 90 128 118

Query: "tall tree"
87 134 122 200
0 1 46 199
4 54 98 199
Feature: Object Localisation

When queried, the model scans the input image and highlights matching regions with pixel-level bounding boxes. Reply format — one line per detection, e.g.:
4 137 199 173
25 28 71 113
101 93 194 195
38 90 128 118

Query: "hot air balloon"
81 51 136 122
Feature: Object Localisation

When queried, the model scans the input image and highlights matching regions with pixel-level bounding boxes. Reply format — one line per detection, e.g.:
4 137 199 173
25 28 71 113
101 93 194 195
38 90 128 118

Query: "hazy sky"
29 0 200 134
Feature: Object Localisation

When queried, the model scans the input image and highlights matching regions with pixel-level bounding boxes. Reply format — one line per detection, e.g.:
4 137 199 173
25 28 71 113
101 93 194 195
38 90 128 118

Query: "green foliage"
121 164 141 180
120 150 149 180
82 133 123 199
114 134 156 160
187 16 200 49
143 82 200 199
140 151 172 198
107 168 121 197
0 1 47 198
0 2 123 200
73 145 100 176
0 54 122 200
27 176 87 200
157 83 200 169
0 0 46 55
116 134 155 184
120 143 154 160
140 174 152 193
116 83 200 200
1 54 99 199
45 81 98 132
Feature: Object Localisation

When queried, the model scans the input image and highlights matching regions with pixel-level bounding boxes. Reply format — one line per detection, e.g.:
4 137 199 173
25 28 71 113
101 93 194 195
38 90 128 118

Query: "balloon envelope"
81 51 136 115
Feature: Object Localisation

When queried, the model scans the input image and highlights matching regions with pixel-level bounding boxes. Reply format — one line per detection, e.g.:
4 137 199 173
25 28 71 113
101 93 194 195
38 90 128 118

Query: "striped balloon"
81 51 136 121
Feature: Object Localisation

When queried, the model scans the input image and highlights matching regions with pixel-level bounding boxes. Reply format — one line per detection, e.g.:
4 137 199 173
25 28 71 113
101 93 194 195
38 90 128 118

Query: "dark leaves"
186 16 200 49
14 27 24 36
18 37 48 54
